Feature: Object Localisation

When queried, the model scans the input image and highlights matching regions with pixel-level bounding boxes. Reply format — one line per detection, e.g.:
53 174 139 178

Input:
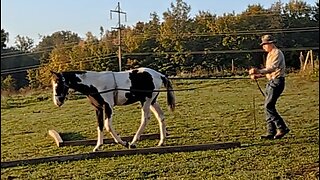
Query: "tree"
1 29 9 50
27 69 41 88
311 2 319 22
1 75 16 91
13 0 318 86
25 31 81 87
35 31 81 64
157 0 192 74
281 0 318 68
14 35 34 52
123 23 144 53
159 0 191 51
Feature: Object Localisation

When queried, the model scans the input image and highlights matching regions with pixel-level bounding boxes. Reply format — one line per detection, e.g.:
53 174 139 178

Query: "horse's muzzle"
54 96 65 107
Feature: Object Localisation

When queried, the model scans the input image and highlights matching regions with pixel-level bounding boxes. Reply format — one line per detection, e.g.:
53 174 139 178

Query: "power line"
121 47 319 56
1 65 41 75
2 53 119 74
187 27 319 36
1 26 318 59
0 41 79 57
1 46 318 75
110 2 127 72
0 39 116 59
1 54 118 75
196 11 316 19
2 12 290 57
124 27 319 40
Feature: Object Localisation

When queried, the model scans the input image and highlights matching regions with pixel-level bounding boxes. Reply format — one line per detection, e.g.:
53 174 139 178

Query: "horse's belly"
119 91 153 106
115 91 134 105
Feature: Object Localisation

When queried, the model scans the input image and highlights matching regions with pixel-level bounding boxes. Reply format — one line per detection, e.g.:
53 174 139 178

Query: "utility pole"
110 2 127 71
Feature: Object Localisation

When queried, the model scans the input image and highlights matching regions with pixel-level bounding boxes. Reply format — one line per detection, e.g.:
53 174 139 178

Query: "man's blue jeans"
264 77 287 134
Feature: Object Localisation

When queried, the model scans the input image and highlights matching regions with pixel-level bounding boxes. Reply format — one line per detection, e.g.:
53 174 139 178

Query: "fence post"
231 59 235 74
310 50 314 71
300 52 304 71
303 50 310 71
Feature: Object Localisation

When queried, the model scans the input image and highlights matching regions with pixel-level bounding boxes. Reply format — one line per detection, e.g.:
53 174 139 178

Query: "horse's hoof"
93 148 99 152
129 144 137 149
124 141 130 148
93 149 101 152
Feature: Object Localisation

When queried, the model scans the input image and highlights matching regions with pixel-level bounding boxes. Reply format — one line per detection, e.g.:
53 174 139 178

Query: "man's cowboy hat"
260 34 277 46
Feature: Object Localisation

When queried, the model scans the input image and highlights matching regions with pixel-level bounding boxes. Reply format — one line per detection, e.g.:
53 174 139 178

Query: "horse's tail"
161 76 175 112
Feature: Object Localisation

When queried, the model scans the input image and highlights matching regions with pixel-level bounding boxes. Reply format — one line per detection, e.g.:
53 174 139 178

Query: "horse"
50 67 175 152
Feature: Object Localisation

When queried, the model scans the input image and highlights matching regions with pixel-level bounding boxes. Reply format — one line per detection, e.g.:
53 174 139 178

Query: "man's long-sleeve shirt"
259 48 286 80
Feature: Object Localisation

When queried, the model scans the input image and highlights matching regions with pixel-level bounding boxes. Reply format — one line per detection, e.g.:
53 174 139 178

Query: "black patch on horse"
63 72 111 131
61 72 105 106
61 71 86 85
74 84 111 131
124 70 155 105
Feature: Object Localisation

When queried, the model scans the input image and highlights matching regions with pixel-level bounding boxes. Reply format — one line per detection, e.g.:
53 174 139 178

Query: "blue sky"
1 0 317 46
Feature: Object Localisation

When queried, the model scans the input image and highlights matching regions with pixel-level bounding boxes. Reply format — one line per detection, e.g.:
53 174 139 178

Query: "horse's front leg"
93 108 104 152
104 104 129 148
130 102 152 148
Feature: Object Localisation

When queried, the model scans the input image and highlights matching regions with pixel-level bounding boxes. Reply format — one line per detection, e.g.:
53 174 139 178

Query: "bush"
299 59 319 81
1 75 16 91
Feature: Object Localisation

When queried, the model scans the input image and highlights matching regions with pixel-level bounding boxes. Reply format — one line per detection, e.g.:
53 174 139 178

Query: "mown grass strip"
49 129 175 147
52 133 169 147
60 133 163 147
1 142 241 168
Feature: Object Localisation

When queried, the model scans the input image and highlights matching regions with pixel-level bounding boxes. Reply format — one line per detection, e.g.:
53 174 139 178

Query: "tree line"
1 0 319 89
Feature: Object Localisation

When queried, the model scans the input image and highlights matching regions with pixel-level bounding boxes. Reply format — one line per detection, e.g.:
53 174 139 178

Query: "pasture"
1 74 319 179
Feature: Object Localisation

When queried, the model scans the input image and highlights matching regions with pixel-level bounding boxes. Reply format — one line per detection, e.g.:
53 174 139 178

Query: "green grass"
1 74 319 179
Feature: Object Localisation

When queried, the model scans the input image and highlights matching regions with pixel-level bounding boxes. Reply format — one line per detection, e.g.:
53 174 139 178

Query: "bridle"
55 75 69 98
61 76 69 88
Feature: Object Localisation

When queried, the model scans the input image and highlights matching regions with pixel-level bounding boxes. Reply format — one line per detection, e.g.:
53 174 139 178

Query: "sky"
1 0 318 47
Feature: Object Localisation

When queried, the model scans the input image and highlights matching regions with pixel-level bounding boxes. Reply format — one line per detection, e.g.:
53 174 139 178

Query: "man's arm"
249 67 265 80
258 51 281 74
250 73 264 80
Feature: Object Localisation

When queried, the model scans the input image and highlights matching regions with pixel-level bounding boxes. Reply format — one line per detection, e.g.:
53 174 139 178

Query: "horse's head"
51 71 69 107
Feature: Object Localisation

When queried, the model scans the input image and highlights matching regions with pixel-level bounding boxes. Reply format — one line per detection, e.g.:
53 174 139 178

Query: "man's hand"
250 74 264 80
249 68 258 75
249 68 263 79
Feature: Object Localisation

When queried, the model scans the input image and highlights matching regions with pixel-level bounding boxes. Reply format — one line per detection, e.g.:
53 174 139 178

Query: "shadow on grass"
60 132 86 141
240 135 319 148
286 161 319 179
1 96 50 109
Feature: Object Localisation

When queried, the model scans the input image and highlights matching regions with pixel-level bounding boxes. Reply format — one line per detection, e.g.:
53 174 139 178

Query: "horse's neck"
67 71 117 94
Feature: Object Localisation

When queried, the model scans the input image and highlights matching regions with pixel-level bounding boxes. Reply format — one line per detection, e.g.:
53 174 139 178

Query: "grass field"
1 74 319 180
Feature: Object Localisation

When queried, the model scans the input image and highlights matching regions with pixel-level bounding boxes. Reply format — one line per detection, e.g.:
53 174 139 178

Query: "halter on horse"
51 67 175 152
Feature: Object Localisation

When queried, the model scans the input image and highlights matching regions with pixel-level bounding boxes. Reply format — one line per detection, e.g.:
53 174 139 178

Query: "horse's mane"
61 71 87 75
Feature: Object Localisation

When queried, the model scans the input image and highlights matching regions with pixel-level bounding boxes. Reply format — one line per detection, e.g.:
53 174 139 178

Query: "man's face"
262 43 273 52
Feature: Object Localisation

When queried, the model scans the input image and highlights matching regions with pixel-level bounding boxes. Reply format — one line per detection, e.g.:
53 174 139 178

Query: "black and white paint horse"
51 67 175 151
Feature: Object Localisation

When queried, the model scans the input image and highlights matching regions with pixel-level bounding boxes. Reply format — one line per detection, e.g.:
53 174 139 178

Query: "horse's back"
82 68 163 88
127 67 164 77
129 67 165 87
109 68 164 105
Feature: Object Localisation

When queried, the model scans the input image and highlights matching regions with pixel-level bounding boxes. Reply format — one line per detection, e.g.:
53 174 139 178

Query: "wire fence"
1 46 319 75
1 26 318 59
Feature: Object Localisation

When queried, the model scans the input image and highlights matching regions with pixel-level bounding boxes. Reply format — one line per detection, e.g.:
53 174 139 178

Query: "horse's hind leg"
130 101 152 148
150 102 167 146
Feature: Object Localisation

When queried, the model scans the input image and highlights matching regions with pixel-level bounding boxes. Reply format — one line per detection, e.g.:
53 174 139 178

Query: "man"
249 34 290 140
